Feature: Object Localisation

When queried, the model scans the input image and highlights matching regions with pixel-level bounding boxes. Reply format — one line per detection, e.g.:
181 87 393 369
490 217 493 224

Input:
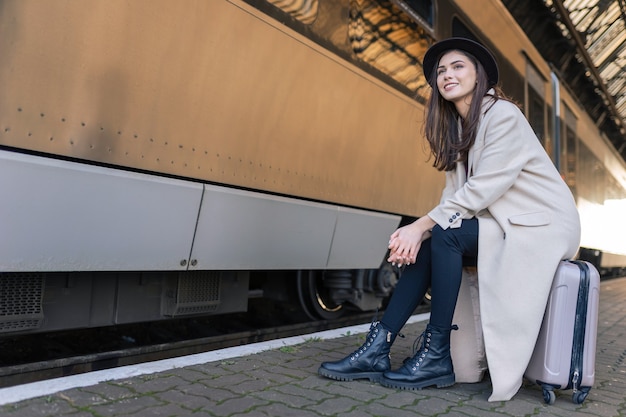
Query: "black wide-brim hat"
422 37 499 87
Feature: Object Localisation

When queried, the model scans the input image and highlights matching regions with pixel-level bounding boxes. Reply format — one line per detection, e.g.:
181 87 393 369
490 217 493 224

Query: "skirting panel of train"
1 0 626 335
0 150 399 272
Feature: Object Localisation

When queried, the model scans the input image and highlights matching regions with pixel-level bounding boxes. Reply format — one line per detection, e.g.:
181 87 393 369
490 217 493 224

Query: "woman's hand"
387 216 436 267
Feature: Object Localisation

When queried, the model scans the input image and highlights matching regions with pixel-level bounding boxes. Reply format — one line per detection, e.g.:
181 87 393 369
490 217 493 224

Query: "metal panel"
0 0 442 218
190 184 400 270
38 273 94 332
115 273 169 324
0 151 203 271
190 185 337 270
326 207 400 269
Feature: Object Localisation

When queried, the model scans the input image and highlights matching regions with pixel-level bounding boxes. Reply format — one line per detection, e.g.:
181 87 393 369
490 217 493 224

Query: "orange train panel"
0 0 443 217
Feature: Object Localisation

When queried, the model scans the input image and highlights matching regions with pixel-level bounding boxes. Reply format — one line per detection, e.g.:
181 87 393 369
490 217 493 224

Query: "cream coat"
428 94 581 401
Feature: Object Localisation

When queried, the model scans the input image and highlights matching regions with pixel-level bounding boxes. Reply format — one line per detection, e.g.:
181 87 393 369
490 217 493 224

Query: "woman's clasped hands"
387 216 436 267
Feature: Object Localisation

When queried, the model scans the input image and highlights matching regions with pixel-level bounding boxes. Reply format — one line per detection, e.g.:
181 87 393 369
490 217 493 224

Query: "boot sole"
318 367 384 383
379 374 455 390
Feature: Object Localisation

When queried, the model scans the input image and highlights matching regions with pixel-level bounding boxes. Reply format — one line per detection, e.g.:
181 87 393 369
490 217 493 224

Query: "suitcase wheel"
572 387 590 404
542 386 556 405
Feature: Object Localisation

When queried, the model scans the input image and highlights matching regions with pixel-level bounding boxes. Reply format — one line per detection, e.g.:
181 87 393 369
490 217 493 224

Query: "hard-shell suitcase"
525 259 600 405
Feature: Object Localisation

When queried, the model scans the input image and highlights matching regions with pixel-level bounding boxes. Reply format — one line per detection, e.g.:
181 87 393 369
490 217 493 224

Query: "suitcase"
525 259 600 405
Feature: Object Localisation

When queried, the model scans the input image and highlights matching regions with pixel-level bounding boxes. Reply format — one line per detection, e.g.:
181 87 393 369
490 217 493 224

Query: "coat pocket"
508 211 551 227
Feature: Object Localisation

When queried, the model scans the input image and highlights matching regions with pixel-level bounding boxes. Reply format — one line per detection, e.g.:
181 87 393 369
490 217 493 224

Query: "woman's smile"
442 81 459 91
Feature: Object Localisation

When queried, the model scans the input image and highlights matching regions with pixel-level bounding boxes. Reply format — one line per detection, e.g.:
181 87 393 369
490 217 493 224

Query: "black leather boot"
318 321 396 382
379 323 457 390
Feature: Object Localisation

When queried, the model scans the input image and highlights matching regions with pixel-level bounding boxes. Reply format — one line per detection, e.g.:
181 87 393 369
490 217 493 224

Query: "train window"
349 0 434 101
565 128 577 197
525 61 547 146
578 140 606 205
528 88 546 145
451 17 481 43
578 139 626 205
266 0 318 24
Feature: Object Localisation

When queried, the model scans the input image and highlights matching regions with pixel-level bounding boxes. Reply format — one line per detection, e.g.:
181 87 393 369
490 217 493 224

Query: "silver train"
1 0 625 336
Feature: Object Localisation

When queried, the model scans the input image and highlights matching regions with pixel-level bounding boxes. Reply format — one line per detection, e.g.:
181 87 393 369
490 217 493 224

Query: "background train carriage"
1 0 625 336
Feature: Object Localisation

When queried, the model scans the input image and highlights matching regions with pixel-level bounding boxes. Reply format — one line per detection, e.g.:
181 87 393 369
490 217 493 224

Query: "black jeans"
381 218 479 333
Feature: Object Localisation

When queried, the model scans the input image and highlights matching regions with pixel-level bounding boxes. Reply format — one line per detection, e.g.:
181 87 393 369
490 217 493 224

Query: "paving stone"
153 387 217 410
205 371 256 389
78 382 139 403
86 395 166 416
124 374 194 394
339 402 424 417
0 396 78 417
248 364 309 382
49 388 124 408
122 402 195 417
250 390 307 408
185 362 237 378
85 395 165 417
253 402 325 417
172 384 234 402
310 396 365 416
201 395 270 416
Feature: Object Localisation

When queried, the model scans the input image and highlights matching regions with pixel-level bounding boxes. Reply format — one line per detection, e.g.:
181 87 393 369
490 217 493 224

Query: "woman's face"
436 50 477 118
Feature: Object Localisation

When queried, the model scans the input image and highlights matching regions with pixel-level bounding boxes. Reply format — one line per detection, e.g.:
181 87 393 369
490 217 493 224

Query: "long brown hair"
423 49 508 171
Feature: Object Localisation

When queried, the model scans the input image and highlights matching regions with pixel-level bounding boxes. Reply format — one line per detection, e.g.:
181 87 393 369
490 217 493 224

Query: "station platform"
1 276 625 417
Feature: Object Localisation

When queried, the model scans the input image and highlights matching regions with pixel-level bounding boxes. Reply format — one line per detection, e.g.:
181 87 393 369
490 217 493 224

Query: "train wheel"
423 287 432 303
296 270 344 320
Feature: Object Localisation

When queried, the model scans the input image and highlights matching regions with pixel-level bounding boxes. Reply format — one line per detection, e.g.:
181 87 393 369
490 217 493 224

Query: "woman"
318 37 581 402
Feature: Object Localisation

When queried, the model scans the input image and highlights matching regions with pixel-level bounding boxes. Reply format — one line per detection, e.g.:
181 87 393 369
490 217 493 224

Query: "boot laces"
349 320 404 361
350 321 380 360
404 325 458 371
405 330 430 370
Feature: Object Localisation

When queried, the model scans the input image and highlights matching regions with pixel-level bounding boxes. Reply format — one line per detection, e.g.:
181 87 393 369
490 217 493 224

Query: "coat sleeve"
439 170 457 204
429 102 530 229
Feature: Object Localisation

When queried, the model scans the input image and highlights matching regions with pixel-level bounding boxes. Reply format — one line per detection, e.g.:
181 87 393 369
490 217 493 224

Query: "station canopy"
503 0 626 162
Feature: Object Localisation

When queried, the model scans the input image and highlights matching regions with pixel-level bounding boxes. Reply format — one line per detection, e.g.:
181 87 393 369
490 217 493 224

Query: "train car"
1 0 625 336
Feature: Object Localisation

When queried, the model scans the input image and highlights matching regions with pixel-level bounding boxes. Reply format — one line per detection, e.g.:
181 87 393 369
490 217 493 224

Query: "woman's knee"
431 220 479 256
431 224 453 246
431 224 465 254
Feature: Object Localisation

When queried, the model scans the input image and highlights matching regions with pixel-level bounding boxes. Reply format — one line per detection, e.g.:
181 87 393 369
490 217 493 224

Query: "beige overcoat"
428 94 581 401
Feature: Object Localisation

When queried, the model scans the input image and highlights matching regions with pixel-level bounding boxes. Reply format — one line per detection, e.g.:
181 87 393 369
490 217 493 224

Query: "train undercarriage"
0 266 400 336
